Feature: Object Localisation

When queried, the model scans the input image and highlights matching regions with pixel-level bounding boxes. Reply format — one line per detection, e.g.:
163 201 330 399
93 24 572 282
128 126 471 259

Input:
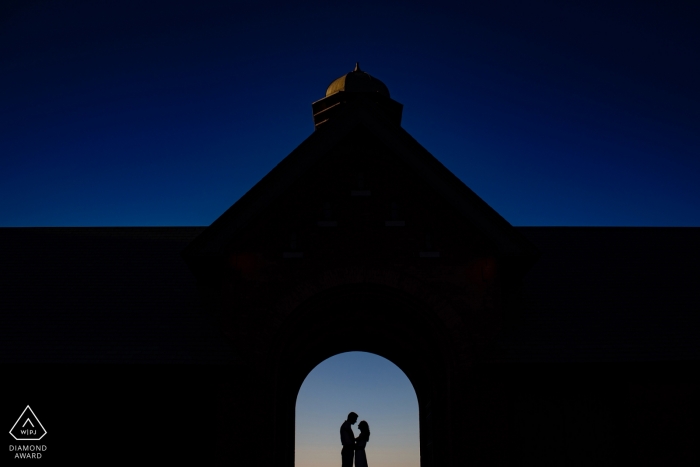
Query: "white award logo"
9 405 47 441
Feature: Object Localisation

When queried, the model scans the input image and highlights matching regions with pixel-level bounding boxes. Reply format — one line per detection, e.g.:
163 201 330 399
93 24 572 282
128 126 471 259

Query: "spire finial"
354 62 361 72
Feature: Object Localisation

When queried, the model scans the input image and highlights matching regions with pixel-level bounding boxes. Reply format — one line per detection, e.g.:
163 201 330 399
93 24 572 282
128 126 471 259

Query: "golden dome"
325 63 390 98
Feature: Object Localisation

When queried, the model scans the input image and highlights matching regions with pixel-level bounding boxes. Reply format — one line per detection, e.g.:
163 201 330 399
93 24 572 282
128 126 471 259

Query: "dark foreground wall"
470 361 699 466
3 365 222 465
2 227 699 466
4 362 698 466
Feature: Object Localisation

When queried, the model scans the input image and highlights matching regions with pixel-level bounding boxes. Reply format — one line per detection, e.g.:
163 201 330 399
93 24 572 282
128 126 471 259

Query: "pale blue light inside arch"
295 351 420 467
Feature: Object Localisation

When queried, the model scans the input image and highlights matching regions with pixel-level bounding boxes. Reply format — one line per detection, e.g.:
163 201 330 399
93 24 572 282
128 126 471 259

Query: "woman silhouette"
354 421 370 467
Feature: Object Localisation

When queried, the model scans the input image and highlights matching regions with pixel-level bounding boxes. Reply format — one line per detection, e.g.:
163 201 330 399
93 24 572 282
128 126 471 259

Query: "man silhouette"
340 412 358 467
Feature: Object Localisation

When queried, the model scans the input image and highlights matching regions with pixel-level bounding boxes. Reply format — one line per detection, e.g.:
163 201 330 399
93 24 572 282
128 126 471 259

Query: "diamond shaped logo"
9 406 46 441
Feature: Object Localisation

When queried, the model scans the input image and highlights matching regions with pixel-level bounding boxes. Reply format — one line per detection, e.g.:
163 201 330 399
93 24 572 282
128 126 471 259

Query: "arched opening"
295 351 420 467
272 282 453 467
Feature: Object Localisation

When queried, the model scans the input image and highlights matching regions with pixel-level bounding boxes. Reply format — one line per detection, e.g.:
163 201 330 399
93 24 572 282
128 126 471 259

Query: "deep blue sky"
1 0 699 227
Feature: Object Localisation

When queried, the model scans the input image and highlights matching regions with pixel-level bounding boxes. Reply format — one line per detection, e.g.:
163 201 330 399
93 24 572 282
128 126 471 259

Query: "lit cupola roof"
325 62 390 98
312 63 402 129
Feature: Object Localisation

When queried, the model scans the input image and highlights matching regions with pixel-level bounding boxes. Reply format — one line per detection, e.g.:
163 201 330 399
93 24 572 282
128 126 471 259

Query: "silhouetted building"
2 65 699 466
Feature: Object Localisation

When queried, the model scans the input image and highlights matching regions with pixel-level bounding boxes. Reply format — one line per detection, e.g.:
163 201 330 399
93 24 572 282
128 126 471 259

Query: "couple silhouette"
340 412 371 467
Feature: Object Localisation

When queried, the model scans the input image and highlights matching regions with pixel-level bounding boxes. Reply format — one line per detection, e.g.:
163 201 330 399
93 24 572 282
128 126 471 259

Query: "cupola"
312 63 403 129
325 62 391 97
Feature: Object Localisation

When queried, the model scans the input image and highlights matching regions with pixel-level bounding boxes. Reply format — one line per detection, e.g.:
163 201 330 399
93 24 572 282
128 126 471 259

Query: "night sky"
2 1 698 465
2 1 698 228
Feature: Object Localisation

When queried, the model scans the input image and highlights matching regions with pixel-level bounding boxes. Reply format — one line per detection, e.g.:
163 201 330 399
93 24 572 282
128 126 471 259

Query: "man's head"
347 412 358 424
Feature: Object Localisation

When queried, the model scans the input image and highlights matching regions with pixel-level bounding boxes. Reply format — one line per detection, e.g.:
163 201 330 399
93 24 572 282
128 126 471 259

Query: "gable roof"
182 98 539 278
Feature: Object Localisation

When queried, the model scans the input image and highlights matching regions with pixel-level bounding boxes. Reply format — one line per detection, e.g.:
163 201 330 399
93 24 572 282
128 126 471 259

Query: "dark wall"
4 364 222 466
6 362 695 466
468 362 699 466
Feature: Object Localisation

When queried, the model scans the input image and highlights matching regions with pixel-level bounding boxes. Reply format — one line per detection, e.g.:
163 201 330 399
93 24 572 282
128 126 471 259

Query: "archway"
295 351 420 467
271 282 454 467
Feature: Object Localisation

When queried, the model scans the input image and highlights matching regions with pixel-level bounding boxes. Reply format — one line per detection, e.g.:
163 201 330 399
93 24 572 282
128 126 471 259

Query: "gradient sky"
1 2 698 465
2 1 698 228
296 352 419 467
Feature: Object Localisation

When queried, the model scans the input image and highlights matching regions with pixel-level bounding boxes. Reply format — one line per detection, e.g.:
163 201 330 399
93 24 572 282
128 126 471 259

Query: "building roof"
325 62 391 97
1 226 699 364
183 85 539 280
